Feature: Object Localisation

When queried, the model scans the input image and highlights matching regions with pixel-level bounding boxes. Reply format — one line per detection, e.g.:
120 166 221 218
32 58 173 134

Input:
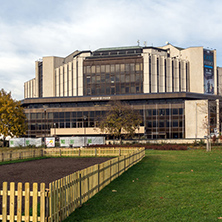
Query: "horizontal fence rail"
0 147 145 222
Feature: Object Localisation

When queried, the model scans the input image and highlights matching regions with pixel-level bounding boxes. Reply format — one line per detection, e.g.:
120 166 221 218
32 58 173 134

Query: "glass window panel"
87 66 90 73
121 85 125 94
111 65 115 73
116 85 120 94
146 109 152 116
101 65 105 73
91 66 95 73
173 120 178 127
131 73 135 81
115 64 120 72
179 108 183 115
173 109 178 115
101 74 105 82
159 109 165 116
65 112 70 118
130 63 135 71
126 64 130 73
101 86 105 94
84 66 87 74
120 64 125 72
106 86 110 94
126 75 130 82
59 112 64 118
54 112 59 119
121 74 125 82
106 65 110 72
116 73 120 82
136 74 140 82
131 86 135 93
136 63 140 71
96 75 101 83
96 66 100 73
153 109 157 115
111 87 115 94
106 73 110 83
91 75 95 83
65 122 70 128
166 109 171 115
31 113 36 119
159 120 165 127
37 113 42 119
72 112 76 118
166 120 171 127
77 112 82 117
153 121 158 127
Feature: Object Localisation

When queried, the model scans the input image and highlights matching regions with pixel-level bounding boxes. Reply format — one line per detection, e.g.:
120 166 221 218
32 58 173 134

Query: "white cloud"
1 0 222 100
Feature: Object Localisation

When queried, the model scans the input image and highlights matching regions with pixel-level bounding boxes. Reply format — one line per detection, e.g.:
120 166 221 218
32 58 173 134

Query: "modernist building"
22 43 222 139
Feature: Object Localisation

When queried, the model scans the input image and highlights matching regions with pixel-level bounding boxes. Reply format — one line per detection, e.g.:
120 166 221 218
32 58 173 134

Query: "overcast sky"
1 0 222 100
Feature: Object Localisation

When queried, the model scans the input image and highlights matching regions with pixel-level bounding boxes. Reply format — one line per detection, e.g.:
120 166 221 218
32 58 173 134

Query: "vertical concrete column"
78 56 84 96
143 52 149 93
73 57 77 96
35 61 39 98
159 56 165 93
181 61 186 92
60 66 64 96
24 82 27 99
214 50 217 95
55 68 59 97
174 60 179 92
64 64 68 96
151 55 157 93
68 62 73 96
166 58 172 92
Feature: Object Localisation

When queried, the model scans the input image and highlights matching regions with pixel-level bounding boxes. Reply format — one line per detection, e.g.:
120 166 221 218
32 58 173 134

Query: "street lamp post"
54 123 56 136
44 109 46 148
83 116 87 146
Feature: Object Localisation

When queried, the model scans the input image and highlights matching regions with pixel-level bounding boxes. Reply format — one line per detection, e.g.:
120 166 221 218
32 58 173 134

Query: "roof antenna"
144 41 147 47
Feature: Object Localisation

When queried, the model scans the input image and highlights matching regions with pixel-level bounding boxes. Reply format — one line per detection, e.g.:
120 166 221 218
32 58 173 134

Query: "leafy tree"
99 101 142 139
0 89 27 145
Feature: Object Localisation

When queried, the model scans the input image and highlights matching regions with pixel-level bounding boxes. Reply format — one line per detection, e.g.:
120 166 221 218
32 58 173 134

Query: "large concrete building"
22 43 222 139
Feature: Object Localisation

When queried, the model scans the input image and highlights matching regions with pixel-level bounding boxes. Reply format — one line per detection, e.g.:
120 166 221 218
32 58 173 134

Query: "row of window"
28 118 183 131
84 63 143 74
26 108 184 121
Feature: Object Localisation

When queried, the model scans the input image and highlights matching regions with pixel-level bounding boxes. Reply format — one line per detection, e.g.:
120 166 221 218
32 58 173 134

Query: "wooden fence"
0 149 43 162
43 147 141 157
0 148 145 222
0 182 48 222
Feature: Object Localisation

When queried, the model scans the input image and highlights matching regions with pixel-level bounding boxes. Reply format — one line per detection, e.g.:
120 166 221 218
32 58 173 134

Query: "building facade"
22 43 222 139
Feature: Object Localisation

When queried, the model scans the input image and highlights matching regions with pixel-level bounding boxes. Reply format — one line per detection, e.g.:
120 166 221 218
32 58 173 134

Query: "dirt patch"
0 157 111 188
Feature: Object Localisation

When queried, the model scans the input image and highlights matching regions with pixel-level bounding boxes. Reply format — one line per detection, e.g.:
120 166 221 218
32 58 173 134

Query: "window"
173 109 178 115
173 120 178 127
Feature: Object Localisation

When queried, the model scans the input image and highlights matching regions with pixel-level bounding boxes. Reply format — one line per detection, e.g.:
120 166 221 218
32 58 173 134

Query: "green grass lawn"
63 148 222 222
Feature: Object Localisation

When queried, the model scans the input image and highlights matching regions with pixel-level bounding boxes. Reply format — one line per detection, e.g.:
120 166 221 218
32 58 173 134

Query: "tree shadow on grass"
63 155 161 222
